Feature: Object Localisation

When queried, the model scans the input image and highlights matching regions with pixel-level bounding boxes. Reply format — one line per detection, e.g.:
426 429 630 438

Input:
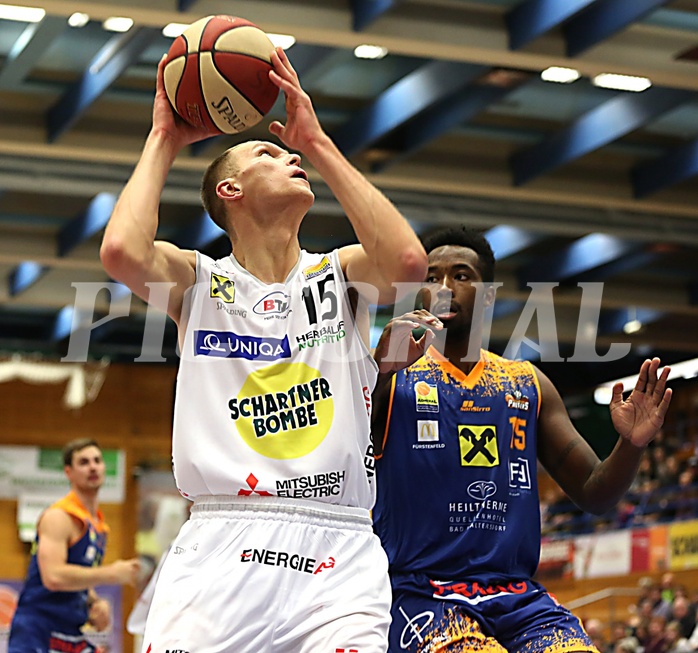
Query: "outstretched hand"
267 47 324 153
374 310 443 375
610 357 672 448
152 56 221 150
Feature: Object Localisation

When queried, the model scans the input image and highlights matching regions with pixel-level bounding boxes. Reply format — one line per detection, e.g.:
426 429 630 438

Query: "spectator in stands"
673 469 698 521
634 452 659 493
659 455 682 487
584 617 608 653
666 620 692 653
671 596 696 639
650 584 675 621
642 614 669 653
685 607 698 651
614 498 638 529
652 445 669 480
607 620 632 653
614 636 641 653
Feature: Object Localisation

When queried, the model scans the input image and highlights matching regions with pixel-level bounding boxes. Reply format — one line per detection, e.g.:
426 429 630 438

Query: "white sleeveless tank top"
172 249 378 509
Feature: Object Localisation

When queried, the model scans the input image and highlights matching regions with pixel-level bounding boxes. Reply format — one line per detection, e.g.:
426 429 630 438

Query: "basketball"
163 15 279 134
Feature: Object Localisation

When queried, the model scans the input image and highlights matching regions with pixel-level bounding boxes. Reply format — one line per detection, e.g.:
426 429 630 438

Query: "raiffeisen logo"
194 330 291 361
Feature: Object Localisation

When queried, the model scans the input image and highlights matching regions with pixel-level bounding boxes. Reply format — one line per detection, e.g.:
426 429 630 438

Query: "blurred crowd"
583 573 698 653
542 429 698 536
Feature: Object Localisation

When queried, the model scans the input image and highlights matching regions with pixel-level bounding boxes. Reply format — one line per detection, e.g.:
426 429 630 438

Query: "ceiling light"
102 16 133 33
593 387 614 405
622 307 643 334
592 73 652 92
68 12 89 28
0 3 45 22
162 22 188 38
354 44 388 60
541 66 580 84
622 319 643 334
268 33 296 50
594 356 698 404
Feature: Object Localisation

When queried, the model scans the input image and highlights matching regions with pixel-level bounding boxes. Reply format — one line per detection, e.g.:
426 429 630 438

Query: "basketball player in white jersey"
101 46 427 653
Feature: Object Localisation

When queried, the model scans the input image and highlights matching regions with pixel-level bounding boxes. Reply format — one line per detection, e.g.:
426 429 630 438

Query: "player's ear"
483 283 496 307
217 179 242 201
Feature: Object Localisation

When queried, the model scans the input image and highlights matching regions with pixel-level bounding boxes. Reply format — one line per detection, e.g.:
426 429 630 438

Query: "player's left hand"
87 597 111 632
610 357 672 447
268 47 323 153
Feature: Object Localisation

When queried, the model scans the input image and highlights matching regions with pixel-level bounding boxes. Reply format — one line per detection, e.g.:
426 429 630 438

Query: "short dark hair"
62 438 101 467
421 226 495 282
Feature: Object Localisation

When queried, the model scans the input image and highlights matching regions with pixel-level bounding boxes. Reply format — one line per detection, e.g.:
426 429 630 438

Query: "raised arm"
36 509 139 592
537 358 672 515
100 57 217 323
266 47 427 303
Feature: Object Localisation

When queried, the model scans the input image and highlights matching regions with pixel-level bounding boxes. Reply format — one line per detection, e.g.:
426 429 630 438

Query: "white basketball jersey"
172 249 378 509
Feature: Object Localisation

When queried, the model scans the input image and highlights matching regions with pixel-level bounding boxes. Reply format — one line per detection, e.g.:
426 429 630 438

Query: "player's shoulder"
38 505 81 538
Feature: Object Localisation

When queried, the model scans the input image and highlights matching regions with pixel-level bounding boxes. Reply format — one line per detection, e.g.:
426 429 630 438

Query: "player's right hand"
374 309 443 374
152 56 220 148
109 558 141 586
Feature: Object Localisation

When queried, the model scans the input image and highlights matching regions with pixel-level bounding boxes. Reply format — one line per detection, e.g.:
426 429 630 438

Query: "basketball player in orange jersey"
371 226 673 653
100 45 427 653
8 439 140 653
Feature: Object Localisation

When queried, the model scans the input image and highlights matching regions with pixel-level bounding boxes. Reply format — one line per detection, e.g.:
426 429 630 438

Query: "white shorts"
141 495 391 653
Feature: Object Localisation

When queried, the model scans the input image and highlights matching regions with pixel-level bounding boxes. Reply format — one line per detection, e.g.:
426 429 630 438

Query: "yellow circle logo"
231 362 334 459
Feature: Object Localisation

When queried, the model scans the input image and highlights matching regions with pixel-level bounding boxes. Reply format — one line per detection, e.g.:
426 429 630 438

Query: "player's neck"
72 487 100 517
442 325 483 375
443 346 480 376
232 235 301 284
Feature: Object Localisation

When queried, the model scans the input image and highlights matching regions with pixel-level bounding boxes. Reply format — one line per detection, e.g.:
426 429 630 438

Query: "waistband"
191 495 373 531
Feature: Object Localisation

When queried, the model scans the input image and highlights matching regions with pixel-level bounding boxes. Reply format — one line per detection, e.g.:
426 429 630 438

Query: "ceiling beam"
485 225 545 260
10 0 698 94
632 139 698 198
9 261 47 297
563 0 673 57
506 0 594 51
47 26 160 142
58 193 117 257
510 86 694 187
331 61 488 157
517 233 645 285
0 16 67 89
350 0 397 31
374 76 515 171
599 307 665 335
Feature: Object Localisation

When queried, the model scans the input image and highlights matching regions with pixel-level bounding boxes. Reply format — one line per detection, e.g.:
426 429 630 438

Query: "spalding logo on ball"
163 15 280 134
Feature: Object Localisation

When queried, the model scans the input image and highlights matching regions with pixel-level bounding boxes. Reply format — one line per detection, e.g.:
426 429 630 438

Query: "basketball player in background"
8 438 139 653
100 44 426 653
371 226 672 653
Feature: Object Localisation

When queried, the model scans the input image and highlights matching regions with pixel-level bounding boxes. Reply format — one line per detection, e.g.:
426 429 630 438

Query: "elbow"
399 245 428 283
100 235 139 283
40 571 65 593
100 235 124 280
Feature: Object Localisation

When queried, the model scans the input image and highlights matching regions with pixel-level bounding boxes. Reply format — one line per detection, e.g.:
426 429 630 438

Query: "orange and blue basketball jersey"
9 491 109 653
373 348 597 653
374 347 541 581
